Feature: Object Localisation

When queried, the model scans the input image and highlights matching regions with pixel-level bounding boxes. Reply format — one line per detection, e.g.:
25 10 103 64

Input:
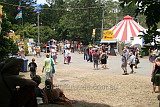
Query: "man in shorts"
42 54 55 83
28 58 37 78
92 50 99 70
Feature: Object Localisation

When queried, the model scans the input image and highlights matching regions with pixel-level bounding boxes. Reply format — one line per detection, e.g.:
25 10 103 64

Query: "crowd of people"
121 46 140 75
0 57 72 107
3 40 160 106
83 45 109 70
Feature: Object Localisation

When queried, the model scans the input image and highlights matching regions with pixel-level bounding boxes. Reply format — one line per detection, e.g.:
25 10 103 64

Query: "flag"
15 11 22 20
0 5 3 22
33 4 42 12
18 1 21 11
17 5 21 11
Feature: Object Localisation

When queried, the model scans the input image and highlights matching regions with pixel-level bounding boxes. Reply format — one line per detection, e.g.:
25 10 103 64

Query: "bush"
0 36 19 62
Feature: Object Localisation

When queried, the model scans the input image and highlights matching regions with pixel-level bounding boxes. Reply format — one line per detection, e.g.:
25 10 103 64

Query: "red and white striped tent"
110 15 145 41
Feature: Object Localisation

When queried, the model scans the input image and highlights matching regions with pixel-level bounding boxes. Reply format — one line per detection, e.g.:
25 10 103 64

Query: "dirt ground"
21 52 159 107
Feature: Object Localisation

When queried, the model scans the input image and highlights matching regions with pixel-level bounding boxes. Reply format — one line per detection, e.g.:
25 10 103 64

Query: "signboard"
15 35 20 42
92 29 96 38
102 30 114 40
8 33 15 40
18 42 24 46
130 37 134 40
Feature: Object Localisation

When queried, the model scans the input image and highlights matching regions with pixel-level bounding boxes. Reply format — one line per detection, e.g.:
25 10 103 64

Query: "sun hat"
2 57 24 73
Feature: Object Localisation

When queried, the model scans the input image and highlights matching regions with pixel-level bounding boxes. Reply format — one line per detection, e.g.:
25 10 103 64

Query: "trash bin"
23 59 28 72
17 58 28 72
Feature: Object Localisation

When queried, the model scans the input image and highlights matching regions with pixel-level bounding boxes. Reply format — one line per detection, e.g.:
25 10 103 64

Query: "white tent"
108 15 145 46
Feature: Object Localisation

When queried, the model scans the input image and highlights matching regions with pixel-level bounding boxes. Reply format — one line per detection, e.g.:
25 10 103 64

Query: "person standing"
19 46 25 58
135 47 140 69
71 43 74 53
151 57 160 93
50 46 57 63
92 50 99 70
28 58 37 78
32 46 36 57
128 52 136 74
36 46 41 58
42 54 55 83
87 48 93 62
64 48 71 64
121 50 128 75
100 50 108 69
83 47 88 60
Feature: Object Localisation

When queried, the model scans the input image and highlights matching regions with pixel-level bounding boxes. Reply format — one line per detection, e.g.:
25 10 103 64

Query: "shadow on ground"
39 100 111 107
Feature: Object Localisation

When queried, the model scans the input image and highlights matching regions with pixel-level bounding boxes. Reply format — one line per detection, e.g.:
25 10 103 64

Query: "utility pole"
37 11 40 45
101 5 105 39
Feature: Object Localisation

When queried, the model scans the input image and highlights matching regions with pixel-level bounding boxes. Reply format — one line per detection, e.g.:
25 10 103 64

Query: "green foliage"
23 40 29 55
119 0 160 47
1 14 12 36
0 36 19 62
1 0 150 46
0 12 19 62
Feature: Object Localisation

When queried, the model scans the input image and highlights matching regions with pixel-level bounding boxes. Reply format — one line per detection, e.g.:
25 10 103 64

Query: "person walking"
92 50 99 70
64 48 71 64
100 50 108 69
151 57 160 93
42 54 55 84
28 58 37 78
36 46 41 57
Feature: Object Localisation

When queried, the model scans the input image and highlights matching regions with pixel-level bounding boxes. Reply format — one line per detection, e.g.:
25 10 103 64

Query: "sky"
37 0 47 4
37 0 119 4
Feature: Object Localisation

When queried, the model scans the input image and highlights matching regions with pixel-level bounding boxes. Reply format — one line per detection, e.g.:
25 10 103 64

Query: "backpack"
101 54 106 60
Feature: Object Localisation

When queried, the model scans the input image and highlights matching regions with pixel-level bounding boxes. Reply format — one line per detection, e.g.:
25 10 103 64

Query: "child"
32 75 48 104
28 58 37 78
44 79 72 104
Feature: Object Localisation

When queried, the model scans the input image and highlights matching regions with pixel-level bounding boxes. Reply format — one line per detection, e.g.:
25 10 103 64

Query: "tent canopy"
100 39 117 43
110 15 145 41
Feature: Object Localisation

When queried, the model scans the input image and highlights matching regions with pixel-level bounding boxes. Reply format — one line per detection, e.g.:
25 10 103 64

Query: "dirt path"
21 52 159 107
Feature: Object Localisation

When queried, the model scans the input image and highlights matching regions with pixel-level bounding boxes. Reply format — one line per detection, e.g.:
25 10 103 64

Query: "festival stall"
109 15 145 46
101 15 146 55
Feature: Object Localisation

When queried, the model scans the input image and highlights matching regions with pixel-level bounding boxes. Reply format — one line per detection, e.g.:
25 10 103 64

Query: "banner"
92 29 96 38
33 4 42 12
8 33 15 40
0 5 3 23
15 11 22 20
102 30 114 40
15 35 21 42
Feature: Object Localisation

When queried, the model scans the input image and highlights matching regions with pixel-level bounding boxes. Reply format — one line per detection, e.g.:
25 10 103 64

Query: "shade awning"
100 39 117 43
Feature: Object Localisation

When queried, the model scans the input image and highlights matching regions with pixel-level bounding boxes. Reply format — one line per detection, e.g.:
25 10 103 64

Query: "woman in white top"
50 46 57 63
64 48 71 64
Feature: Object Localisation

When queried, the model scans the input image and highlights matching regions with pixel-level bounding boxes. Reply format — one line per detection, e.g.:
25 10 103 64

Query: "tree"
0 0 37 24
0 12 19 62
119 0 160 47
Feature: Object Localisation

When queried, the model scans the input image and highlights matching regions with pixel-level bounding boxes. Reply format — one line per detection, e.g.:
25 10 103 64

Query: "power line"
0 2 101 11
